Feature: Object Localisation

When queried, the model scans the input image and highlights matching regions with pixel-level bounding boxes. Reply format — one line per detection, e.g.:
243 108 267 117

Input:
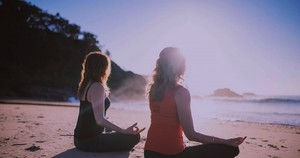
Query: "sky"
27 0 300 96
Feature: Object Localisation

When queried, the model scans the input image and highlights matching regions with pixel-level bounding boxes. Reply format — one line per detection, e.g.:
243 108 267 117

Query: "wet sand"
0 102 299 158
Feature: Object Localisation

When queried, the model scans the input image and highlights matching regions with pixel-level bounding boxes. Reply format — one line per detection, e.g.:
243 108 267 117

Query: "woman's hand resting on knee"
122 123 145 135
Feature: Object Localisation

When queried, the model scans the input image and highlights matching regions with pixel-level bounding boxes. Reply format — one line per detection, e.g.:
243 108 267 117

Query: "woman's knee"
230 146 240 157
121 133 140 147
214 145 240 158
119 134 140 151
132 133 141 145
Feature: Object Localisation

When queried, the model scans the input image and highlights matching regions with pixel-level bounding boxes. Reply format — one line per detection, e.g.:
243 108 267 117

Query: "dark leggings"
74 132 140 152
145 144 239 158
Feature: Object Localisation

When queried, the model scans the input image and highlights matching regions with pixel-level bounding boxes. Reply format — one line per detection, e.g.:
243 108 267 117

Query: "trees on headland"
0 0 146 101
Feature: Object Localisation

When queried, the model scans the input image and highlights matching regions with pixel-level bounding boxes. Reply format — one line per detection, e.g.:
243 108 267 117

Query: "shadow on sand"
53 148 130 158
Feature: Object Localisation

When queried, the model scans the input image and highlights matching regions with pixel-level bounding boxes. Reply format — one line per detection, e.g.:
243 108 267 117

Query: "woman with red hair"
74 51 144 152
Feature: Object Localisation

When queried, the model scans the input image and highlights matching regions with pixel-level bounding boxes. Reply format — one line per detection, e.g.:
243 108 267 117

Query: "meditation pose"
74 52 144 152
144 47 246 158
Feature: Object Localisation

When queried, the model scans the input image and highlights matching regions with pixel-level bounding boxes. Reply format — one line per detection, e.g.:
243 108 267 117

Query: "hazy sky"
27 0 300 96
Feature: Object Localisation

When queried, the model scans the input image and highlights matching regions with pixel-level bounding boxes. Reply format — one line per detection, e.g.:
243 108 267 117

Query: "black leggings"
74 132 140 152
145 144 239 158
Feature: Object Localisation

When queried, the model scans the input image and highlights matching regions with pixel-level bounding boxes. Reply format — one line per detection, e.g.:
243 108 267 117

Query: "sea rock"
211 88 242 98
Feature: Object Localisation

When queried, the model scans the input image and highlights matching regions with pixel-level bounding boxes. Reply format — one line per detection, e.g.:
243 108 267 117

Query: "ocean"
108 95 300 127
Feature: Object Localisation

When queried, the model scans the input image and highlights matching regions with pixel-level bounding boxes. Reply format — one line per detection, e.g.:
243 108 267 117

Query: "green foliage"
0 0 146 101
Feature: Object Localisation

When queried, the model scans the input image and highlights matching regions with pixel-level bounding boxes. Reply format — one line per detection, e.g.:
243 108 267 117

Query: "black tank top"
74 84 111 140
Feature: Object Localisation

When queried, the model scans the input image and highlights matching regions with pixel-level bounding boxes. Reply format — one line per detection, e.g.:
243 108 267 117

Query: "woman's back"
145 86 184 155
74 87 110 140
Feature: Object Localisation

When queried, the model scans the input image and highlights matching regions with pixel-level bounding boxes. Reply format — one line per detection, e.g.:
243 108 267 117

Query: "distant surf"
192 96 300 127
110 95 300 127
213 96 300 104
67 95 300 126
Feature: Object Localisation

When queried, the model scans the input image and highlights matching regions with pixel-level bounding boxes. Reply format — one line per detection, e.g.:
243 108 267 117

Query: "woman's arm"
175 87 246 146
88 82 144 135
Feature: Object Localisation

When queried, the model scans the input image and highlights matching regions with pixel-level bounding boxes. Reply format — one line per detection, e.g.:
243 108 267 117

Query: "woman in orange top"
144 47 246 158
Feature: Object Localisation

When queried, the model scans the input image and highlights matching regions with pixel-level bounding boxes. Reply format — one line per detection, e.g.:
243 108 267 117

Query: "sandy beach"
0 102 300 158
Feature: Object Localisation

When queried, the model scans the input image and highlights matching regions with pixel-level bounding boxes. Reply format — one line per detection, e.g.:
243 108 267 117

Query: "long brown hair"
146 47 186 101
78 51 111 100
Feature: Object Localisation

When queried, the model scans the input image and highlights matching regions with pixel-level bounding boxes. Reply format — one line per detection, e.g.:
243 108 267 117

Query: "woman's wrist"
220 138 229 145
211 137 216 143
118 128 127 134
211 137 227 145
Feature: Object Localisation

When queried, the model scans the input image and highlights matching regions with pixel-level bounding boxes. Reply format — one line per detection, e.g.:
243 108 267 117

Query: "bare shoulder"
87 82 105 101
175 86 191 106
89 82 105 91
175 86 191 98
175 86 191 111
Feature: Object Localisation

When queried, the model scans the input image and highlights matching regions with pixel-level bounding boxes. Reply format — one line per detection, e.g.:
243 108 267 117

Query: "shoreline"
1 102 300 157
0 99 79 107
1 99 299 128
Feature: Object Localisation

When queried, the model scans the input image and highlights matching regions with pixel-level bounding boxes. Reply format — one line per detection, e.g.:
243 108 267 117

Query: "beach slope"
0 103 299 158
